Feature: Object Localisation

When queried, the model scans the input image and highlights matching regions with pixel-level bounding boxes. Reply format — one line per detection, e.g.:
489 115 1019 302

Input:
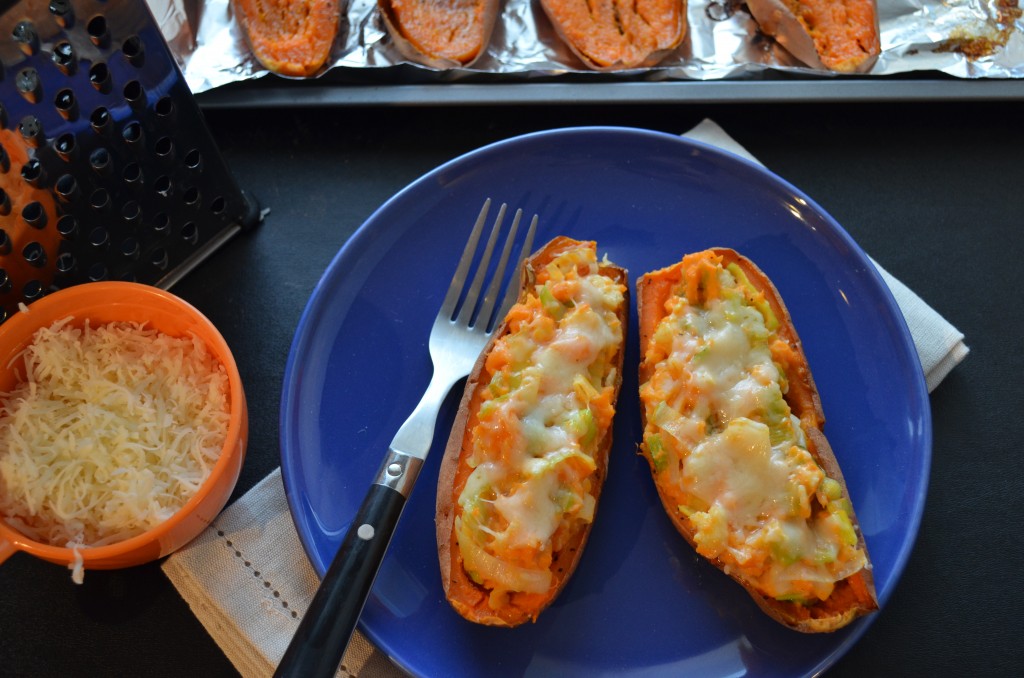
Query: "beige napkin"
163 468 401 678
162 120 968 677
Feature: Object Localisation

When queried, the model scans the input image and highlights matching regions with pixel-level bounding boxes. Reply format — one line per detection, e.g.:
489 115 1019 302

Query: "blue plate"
280 127 931 677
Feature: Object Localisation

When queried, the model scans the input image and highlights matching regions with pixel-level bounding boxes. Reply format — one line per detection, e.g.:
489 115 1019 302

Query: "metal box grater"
0 0 260 323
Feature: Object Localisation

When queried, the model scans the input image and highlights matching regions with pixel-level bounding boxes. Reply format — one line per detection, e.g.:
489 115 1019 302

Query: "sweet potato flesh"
233 0 340 76
787 0 879 72
440 238 627 626
542 0 686 69
385 0 492 64
638 250 877 630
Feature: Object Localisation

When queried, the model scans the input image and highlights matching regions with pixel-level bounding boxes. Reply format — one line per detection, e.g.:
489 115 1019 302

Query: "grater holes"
122 121 143 144
87 15 110 48
90 188 110 211
91 107 111 134
0 230 10 254
155 136 174 161
55 133 76 162
88 263 107 281
123 162 143 185
124 80 145 108
19 116 44 149
183 186 200 208
49 0 74 28
13 21 39 56
23 280 45 302
90 147 112 174
122 200 141 224
0 146 8 173
150 247 168 270
181 221 198 245
22 242 47 268
55 174 78 203
153 212 170 234
16 68 42 104
56 252 75 273
120 237 140 259
154 175 172 197
185 149 202 171
22 202 46 229
52 41 76 75
210 196 226 214
155 96 174 118
123 35 145 66
89 62 111 93
21 158 45 187
88 227 109 248
57 215 78 238
0 189 9 215
54 89 77 121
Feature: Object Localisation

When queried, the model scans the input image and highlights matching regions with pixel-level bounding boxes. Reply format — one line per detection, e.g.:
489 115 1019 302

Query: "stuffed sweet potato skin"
232 0 341 77
745 0 880 73
637 248 877 633
539 0 687 70
379 0 501 68
437 237 628 627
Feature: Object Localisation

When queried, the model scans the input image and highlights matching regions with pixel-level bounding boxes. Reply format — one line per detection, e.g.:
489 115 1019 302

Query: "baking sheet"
150 0 1023 94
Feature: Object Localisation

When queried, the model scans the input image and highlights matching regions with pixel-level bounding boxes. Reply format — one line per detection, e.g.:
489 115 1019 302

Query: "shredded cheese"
639 252 867 603
457 241 626 602
0 318 230 555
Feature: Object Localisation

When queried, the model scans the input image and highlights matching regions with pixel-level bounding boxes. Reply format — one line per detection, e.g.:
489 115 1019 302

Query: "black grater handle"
273 482 406 678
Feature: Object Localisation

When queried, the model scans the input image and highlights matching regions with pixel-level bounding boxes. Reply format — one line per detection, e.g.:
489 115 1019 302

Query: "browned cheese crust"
436 236 628 626
637 248 878 633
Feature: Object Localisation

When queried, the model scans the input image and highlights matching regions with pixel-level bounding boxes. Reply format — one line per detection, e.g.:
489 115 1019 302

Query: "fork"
274 199 538 678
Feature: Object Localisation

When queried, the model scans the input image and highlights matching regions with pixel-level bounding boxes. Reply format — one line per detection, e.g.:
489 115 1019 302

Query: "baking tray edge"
195 78 1024 108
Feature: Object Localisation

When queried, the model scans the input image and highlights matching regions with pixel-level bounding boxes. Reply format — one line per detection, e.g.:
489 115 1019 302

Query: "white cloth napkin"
162 120 968 677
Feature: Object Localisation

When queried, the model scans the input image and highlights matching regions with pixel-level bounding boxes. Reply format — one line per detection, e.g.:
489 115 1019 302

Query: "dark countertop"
2 99 1022 676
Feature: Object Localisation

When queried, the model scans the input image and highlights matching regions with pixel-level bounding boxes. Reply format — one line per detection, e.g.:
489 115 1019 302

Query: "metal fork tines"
273 199 537 678
383 199 538 494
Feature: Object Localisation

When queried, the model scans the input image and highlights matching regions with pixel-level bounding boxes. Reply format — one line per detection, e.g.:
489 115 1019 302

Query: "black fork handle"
274 482 406 678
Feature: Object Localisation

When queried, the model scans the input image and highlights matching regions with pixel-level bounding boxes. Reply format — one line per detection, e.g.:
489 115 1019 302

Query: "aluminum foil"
151 0 1023 94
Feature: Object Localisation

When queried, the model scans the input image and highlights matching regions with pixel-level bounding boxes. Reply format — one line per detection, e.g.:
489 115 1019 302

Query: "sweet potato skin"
745 0 881 73
436 236 628 627
637 248 878 633
379 0 501 68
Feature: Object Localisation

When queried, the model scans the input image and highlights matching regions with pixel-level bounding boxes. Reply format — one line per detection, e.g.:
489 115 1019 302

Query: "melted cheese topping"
640 252 867 603
456 243 625 606
0 318 230 551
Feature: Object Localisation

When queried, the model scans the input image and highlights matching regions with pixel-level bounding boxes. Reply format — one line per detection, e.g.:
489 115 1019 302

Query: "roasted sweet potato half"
437 237 628 626
378 0 501 68
539 0 687 70
746 0 881 73
232 0 341 77
637 248 878 632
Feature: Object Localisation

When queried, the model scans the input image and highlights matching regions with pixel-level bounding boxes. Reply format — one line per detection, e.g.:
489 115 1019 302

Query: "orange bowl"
0 282 247 572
